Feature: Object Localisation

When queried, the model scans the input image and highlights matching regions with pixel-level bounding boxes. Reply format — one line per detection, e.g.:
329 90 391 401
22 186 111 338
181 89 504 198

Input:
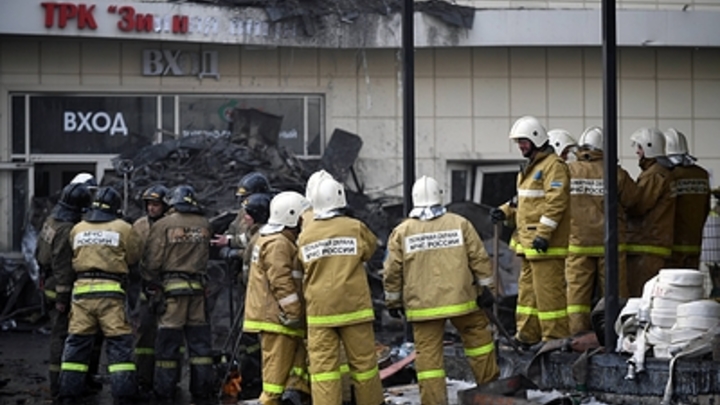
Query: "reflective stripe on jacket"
671 164 711 253
298 215 376 327
383 212 493 322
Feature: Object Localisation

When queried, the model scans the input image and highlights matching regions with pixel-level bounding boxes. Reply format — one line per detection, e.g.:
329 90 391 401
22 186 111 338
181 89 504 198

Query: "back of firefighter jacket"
132 215 151 247
244 230 305 337
297 215 376 328
509 150 571 259
37 217 76 295
568 150 639 251
383 212 493 322
142 211 211 280
69 219 142 274
671 164 711 251
627 159 676 255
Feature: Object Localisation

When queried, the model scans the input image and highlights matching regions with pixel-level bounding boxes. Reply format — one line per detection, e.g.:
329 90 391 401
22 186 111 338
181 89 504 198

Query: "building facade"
1 0 719 251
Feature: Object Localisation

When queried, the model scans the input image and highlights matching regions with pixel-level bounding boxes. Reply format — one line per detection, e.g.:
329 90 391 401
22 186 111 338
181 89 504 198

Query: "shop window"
11 95 25 155
474 165 519 207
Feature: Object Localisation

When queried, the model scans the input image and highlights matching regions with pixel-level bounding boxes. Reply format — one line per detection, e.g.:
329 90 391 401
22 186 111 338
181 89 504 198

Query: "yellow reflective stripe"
568 244 629 254
189 356 214 365
351 366 379 382
243 320 305 337
49 364 61 372
164 281 203 292
417 369 446 381
464 342 495 357
155 360 178 369
291 367 309 381
673 245 701 253
538 309 568 320
310 370 342 382
567 304 591 314
516 305 538 316
73 282 124 295
61 362 88 372
108 363 136 373
406 301 477 320
625 244 672 256
306 308 374 326
135 348 155 355
44 290 57 299
524 247 568 257
263 382 285 394
339 364 350 374
179 346 186 353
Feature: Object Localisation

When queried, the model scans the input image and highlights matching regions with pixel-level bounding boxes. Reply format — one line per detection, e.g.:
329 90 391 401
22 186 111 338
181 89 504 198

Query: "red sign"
41 2 97 29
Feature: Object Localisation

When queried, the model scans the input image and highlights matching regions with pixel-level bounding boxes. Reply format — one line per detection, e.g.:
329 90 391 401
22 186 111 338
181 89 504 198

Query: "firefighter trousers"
565 253 628 335
516 258 569 342
627 254 666 298
308 322 384 405
258 332 310 405
134 299 158 391
413 311 500 405
58 296 136 400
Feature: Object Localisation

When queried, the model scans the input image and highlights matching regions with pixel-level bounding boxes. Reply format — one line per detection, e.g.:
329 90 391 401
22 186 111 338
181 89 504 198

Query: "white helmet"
578 126 604 151
548 129 577 156
305 169 333 203
509 116 549 148
664 128 689 156
70 172 97 189
630 128 666 159
411 176 443 208
267 191 308 228
311 177 347 215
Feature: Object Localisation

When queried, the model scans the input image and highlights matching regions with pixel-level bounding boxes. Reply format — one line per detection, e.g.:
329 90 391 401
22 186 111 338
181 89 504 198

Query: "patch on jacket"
301 237 358 262
550 181 563 188
404 229 464 253
251 245 260 263
533 170 543 180
73 230 120 248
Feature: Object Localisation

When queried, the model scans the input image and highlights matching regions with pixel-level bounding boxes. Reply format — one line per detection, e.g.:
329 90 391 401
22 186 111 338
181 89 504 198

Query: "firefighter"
664 128 711 269
490 116 571 346
243 191 311 405
565 127 639 334
35 183 92 400
626 128 676 297
298 177 384 405
384 176 500 405
703 188 720 299
142 185 214 401
548 129 578 162
131 185 169 394
58 187 142 405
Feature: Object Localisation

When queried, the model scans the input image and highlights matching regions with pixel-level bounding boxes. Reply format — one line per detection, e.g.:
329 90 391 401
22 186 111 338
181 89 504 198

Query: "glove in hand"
476 286 495 309
490 208 506 224
279 313 303 329
388 308 405 319
532 236 549 253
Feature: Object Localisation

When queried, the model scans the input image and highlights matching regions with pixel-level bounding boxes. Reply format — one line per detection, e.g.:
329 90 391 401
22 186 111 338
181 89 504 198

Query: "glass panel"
29 96 157 155
12 170 28 251
162 95 175 141
480 171 517 207
11 95 25 154
307 96 322 156
451 170 468 202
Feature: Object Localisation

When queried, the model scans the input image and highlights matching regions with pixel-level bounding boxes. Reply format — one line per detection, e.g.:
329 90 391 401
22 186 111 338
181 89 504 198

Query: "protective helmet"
243 192 273 225
509 116 549 147
166 185 201 212
58 183 92 212
630 127 666 158
70 172 98 189
664 128 689 156
578 126 604 151
267 191 308 228
311 177 347 215
85 187 122 222
548 129 577 156
411 176 443 208
236 172 270 199
305 169 333 203
142 185 169 203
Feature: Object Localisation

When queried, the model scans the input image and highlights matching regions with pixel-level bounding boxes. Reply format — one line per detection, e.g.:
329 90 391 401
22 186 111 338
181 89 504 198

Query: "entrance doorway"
33 163 96 199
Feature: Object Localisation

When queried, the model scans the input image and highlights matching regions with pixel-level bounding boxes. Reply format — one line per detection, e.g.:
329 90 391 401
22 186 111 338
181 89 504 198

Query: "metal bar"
602 0 619 351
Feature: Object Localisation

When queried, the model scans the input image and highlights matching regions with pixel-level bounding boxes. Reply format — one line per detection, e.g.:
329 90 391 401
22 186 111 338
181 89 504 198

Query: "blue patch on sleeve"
550 181 562 188
533 170 542 180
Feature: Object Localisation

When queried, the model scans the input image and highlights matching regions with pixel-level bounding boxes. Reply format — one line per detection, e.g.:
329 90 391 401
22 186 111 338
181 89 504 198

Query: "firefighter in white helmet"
243 191 311 405
384 176 499 404
565 127 639 333
626 128 676 296
664 128 711 269
297 177 384 405
548 129 578 162
489 116 571 347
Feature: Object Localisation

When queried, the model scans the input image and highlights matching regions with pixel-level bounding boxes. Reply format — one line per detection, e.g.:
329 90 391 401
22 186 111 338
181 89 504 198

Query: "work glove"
278 313 303 329
489 208 506 224
476 286 495 309
388 308 405 319
531 236 549 253
220 247 240 260
55 292 71 313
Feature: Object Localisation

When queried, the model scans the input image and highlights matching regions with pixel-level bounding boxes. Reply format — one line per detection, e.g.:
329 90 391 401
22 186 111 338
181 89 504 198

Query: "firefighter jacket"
240 224 261 285
132 215 151 247
627 158 676 256
36 217 75 300
297 215 377 328
567 149 639 254
671 164 711 254
383 212 494 322
70 218 142 275
226 209 249 249
500 149 571 259
244 229 305 337
142 211 211 296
